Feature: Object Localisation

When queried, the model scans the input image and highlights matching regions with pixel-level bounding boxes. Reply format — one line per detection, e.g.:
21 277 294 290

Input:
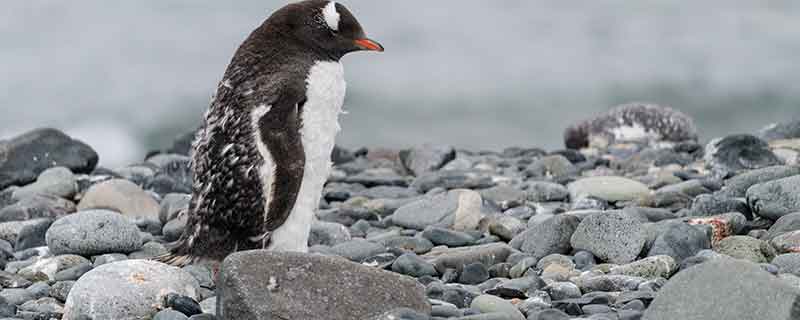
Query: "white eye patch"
322 1 340 31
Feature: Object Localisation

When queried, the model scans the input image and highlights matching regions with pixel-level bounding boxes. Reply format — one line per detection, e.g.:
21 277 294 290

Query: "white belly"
267 61 346 252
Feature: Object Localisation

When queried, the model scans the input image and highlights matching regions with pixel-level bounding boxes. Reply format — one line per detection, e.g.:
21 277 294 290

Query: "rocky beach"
0 103 799 320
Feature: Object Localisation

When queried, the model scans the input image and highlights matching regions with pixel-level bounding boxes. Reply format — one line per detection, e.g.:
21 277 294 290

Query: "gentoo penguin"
158 0 383 267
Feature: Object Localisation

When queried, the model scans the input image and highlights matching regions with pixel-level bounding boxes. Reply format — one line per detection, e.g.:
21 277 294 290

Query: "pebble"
704 134 782 175
0 194 75 223
77 179 160 219
719 165 800 197
309 220 352 247
392 253 438 278
647 222 710 261
423 243 513 274
45 209 143 256
399 144 456 176
525 155 578 180
772 253 800 277
329 238 386 262
609 255 677 279
159 193 190 224
48 281 74 302
568 176 651 203
422 226 476 247
457 262 489 285
571 211 647 264
154 309 189 320
411 170 495 193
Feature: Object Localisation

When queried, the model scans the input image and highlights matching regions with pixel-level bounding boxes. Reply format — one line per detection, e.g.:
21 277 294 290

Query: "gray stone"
704 134 782 175
747 175 800 220
342 169 409 188
392 253 438 278
128 241 168 260
546 282 582 301
217 250 429 320
422 226 476 247
91 253 127 267
411 170 495 193
18 255 90 282
518 215 577 261
163 214 188 242
46 209 143 256
688 194 751 219
0 128 98 190
656 180 709 198
720 165 800 197
479 185 526 209
0 195 75 223
49 281 75 302
766 212 800 240
77 179 160 219
329 238 386 262
370 307 430 320
647 222 710 262
525 155 578 180
400 144 456 176
526 182 570 202
568 176 650 203
309 220 352 247
571 211 646 264
714 236 774 263
356 186 419 199
11 167 77 200
0 218 52 249
643 258 800 320
424 243 513 274
17 297 63 319
378 236 434 255
53 262 92 281
159 193 190 224
0 288 34 306
485 215 524 241
457 262 489 285
610 255 677 279
63 260 200 320
153 309 189 320
759 120 800 141
392 189 485 231
578 274 647 293
469 295 525 320
772 253 800 277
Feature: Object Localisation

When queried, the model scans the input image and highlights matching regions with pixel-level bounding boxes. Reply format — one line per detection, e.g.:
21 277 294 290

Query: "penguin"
157 0 383 267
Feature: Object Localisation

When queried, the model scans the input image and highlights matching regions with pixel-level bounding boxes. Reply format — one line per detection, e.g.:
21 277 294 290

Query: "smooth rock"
11 167 77 200
46 209 143 256
643 258 800 320
526 182 570 202
309 220 352 247
720 165 800 197
392 189 485 231
520 215 580 261
422 226 476 247
647 222 710 261
469 295 525 320
77 179 160 219
400 144 456 176
571 211 646 264
686 212 747 245
766 212 800 240
747 175 800 221
411 170 495 193
159 193 190 224
457 262 489 285
18 255 90 282
525 155 578 180
772 253 800 277
217 250 430 320
329 238 386 262
0 195 75 223
0 218 52 249
48 281 75 302
392 253 438 278
568 176 650 203
153 309 189 320
63 260 200 320
689 194 751 219
0 128 98 189
759 120 800 141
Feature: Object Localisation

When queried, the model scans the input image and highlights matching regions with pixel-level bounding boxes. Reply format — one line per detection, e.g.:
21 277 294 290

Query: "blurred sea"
2 1 800 166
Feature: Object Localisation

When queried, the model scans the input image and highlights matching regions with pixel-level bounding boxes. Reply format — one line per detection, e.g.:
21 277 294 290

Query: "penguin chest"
301 61 346 179
264 61 345 252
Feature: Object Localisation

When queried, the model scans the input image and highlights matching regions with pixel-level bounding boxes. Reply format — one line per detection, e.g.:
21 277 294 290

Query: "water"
2 1 800 166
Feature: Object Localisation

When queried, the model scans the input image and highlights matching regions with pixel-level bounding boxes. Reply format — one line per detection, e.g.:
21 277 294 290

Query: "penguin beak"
354 38 384 52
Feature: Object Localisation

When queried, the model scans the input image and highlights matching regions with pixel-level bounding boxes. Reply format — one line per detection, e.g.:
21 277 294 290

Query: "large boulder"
217 250 430 320
643 258 800 320
0 128 98 189
63 260 200 320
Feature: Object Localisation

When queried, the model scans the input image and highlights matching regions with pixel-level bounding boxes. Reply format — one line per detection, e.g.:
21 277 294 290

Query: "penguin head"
269 0 384 59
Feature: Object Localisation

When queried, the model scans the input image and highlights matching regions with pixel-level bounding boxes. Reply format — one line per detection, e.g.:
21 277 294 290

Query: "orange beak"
354 38 384 52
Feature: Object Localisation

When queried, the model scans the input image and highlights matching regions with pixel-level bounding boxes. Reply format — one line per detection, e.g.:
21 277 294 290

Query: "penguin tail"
152 239 198 267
